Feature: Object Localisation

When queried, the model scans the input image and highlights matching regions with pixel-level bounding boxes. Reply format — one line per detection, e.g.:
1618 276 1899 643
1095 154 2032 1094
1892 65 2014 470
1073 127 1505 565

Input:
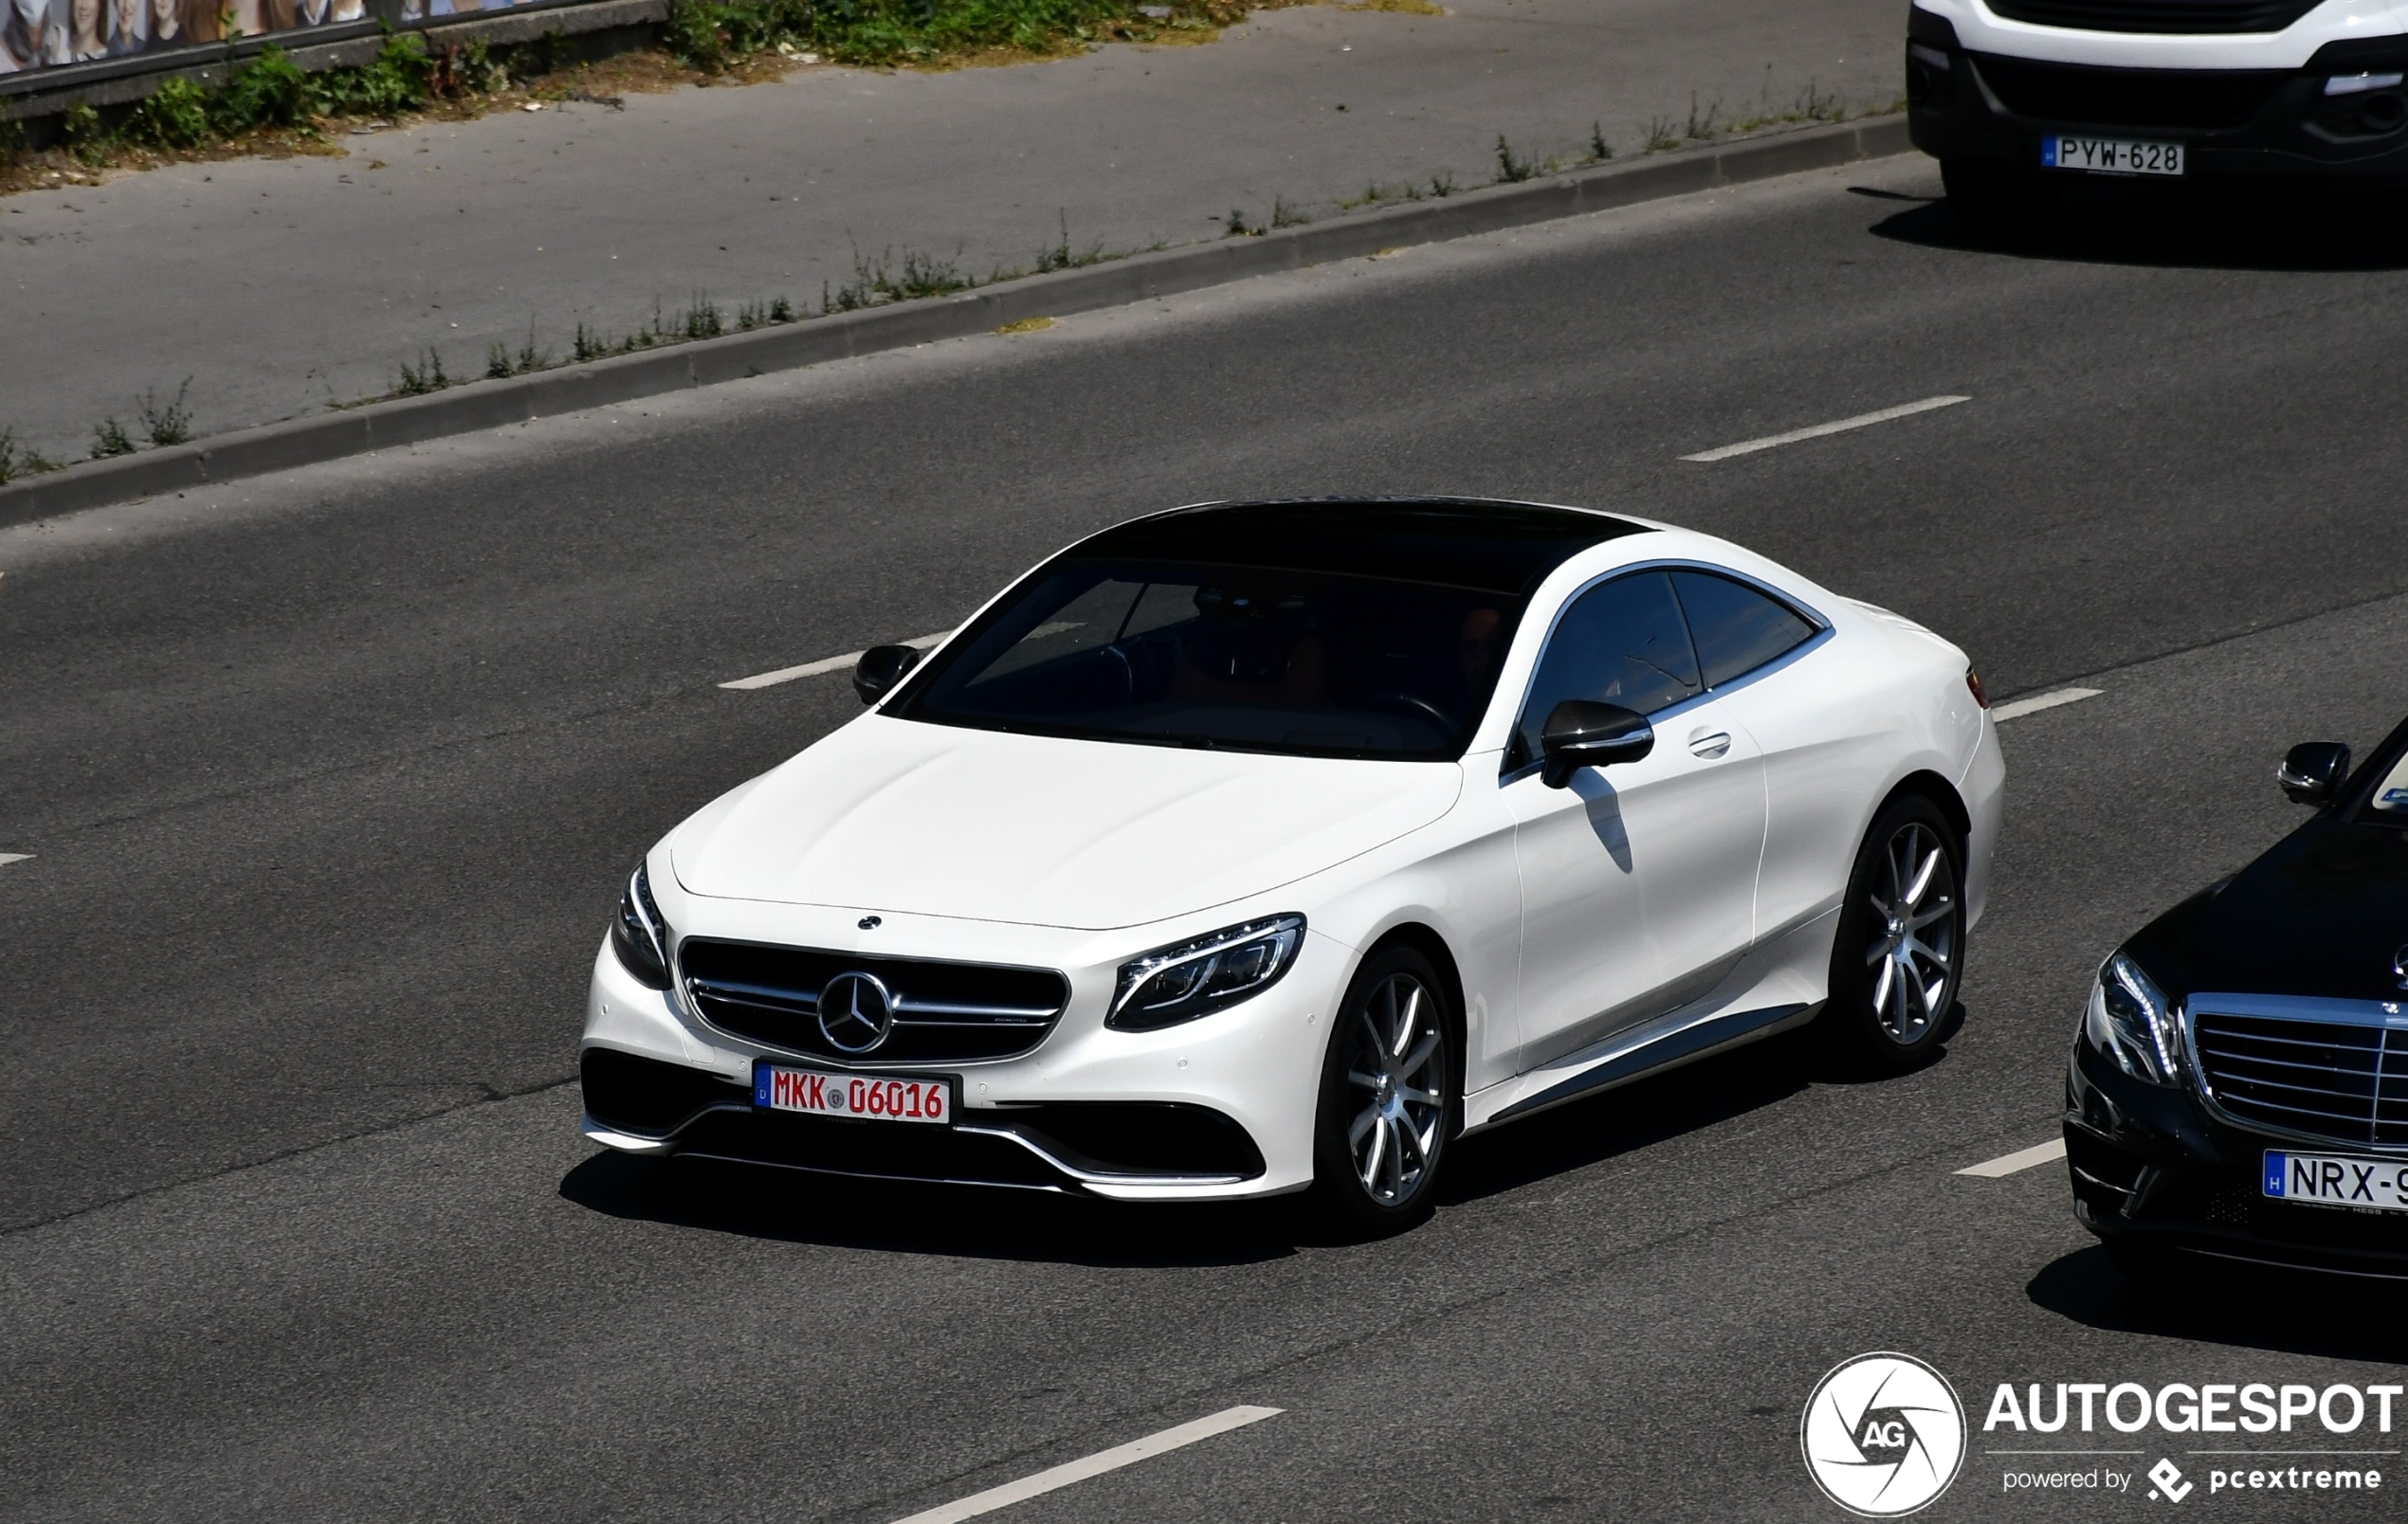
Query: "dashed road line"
1991 686 2104 723
720 630 949 691
1957 1138 2067 1178
887 1406 1284 1524
0 853 30 868
1680 395 1970 463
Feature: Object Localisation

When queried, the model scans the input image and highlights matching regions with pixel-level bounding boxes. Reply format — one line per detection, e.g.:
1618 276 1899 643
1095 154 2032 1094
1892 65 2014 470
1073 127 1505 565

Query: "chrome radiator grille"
2192 998 2408 1149
679 938 1069 1065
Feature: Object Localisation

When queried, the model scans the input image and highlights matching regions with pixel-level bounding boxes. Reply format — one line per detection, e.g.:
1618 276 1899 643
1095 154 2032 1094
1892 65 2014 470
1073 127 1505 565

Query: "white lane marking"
1990 686 2103 723
0 854 29 867
888 1406 1283 1524
1957 1138 2067 1178
1680 395 1971 463
720 630 950 691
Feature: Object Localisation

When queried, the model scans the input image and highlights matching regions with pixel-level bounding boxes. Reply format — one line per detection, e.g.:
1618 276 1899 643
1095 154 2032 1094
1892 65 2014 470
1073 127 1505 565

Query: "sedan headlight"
2083 952 2185 1086
1109 915 1305 1031
611 861 672 989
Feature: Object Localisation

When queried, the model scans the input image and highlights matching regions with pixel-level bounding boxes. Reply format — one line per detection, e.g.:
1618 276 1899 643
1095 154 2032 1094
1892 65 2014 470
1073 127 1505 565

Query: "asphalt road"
8 156 2408 1522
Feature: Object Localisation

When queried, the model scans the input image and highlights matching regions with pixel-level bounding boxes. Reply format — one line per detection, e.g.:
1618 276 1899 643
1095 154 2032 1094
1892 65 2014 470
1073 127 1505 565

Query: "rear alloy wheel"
1310 946 1454 1236
1823 796 1965 1075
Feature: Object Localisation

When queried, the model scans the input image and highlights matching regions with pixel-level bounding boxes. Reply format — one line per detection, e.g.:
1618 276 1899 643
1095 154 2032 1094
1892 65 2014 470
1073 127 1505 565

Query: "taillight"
1966 669 1989 710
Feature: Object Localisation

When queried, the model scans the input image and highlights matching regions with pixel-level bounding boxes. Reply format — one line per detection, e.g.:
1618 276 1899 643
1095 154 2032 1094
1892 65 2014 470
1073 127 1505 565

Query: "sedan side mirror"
1540 700 1653 789
853 644 924 705
2276 741 2350 807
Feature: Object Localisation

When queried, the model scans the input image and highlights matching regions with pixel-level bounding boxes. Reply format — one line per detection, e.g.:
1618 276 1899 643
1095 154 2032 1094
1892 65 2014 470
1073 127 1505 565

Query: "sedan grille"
679 939 1069 1065
1981 0 2322 35
2192 1001 2408 1149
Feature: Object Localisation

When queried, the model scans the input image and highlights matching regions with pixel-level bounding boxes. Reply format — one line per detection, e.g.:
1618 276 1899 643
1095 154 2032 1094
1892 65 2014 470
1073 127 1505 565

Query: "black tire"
1942 157 2063 236
1306 944 1457 1238
1820 794 1966 1076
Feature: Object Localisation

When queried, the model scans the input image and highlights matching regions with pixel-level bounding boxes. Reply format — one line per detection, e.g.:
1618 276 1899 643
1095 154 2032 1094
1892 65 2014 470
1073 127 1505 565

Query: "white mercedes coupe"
581 499 2003 1232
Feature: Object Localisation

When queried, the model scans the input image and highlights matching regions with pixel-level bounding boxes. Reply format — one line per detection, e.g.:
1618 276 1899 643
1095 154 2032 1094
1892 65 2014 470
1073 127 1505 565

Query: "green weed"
1589 120 1613 161
1643 116 1680 153
1494 134 1532 183
0 426 62 482
137 378 193 445
129 78 212 150
1033 211 1106 273
396 348 450 394
91 417 137 459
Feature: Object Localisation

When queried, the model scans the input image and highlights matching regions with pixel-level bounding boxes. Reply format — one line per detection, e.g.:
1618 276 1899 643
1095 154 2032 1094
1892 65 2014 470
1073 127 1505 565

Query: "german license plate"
754 1061 953 1125
2263 1151 2408 1212
2043 136 2183 175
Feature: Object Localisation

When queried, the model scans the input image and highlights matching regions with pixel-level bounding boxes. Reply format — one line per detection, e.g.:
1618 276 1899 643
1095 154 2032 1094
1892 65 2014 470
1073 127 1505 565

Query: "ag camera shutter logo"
1801 1352 1968 1516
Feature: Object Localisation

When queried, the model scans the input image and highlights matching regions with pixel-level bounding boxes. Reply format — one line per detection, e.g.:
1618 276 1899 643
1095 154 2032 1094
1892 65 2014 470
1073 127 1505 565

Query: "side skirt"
1469 1000 1819 1131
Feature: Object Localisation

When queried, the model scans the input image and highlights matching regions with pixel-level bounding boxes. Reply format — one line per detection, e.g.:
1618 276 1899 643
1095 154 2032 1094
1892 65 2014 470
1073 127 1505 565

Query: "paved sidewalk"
3 0 1904 459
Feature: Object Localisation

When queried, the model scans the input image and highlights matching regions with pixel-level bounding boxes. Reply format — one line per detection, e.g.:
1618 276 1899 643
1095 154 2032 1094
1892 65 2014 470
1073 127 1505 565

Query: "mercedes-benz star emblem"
816 971 896 1054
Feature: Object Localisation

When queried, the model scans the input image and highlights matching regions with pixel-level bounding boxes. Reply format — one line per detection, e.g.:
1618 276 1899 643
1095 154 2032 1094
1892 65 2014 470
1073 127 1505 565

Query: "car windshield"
893 558 1523 759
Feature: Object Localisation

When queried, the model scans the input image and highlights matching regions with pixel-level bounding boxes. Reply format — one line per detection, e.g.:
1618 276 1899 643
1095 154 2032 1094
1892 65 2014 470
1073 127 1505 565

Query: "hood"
2136 816 2408 1003
670 717 1464 932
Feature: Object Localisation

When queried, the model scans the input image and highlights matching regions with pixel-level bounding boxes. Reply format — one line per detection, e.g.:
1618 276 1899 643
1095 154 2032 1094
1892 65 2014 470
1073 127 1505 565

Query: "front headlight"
2082 952 2185 1086
1109 915 1305 1031
611 861 672 989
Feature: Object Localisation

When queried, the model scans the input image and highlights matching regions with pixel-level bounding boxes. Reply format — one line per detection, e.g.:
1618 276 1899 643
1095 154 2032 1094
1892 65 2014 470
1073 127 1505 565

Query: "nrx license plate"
755 1061 953 1125
2043 136 2184 175
2263 1151 2408 1212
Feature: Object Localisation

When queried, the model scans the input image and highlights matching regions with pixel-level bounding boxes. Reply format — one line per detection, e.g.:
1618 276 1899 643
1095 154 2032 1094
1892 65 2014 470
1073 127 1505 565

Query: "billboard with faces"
0 0 541 76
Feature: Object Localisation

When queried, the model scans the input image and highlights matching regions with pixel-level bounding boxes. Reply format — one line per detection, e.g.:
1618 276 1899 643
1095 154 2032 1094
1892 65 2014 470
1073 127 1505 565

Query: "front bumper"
1908 10 2408 182
577 905 1346 1201
2066 1041 2408 1278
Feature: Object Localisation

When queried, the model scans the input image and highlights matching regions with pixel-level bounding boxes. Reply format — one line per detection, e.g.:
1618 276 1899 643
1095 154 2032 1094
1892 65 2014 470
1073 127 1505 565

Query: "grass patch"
994 316 1055 334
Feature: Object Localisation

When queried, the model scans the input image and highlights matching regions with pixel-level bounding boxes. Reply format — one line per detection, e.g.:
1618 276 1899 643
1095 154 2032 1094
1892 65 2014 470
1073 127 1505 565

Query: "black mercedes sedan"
2068 713 2408 1281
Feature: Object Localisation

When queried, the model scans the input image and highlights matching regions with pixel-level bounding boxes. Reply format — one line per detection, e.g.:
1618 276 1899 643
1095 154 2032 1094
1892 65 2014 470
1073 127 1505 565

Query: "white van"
1905 0 2408 224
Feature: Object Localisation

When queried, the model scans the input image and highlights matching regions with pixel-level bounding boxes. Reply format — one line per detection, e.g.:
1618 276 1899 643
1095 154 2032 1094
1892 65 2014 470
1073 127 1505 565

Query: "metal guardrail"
2 0 652 115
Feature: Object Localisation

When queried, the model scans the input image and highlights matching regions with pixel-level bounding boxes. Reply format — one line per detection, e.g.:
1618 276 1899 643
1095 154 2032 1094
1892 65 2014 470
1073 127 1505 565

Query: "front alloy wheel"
1823 795 1965 1074
1866 818 1960 1044
1312 946 1453 1233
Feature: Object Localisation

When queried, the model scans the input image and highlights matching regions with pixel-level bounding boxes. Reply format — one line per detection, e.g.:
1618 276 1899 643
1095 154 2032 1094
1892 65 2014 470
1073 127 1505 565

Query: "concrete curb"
0 115 1913 526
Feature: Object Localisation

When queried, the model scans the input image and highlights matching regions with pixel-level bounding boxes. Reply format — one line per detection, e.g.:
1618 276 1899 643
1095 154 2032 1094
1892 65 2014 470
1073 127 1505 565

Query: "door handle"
1688 732 1731 759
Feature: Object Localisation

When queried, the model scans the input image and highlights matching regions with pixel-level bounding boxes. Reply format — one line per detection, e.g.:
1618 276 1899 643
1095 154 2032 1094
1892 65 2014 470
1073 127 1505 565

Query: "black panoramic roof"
1070 498 1653 596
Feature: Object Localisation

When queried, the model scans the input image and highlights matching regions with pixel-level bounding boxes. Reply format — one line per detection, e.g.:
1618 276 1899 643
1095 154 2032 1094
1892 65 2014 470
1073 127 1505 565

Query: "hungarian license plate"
754 1061 954 1125
2043 136 2183 175
2263 1151 2408 1212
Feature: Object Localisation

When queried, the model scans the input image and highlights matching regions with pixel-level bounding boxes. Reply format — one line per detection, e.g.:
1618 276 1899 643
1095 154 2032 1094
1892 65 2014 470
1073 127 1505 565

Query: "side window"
1514 571 1701 764
1669 571 1815 688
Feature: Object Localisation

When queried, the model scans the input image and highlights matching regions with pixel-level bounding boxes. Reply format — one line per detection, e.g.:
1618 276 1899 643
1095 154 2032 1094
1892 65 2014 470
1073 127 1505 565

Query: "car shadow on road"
2027 1244 2408 1362
1867 183 2408 273
1435 1028 1826 1206
559 1148 1305 1267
